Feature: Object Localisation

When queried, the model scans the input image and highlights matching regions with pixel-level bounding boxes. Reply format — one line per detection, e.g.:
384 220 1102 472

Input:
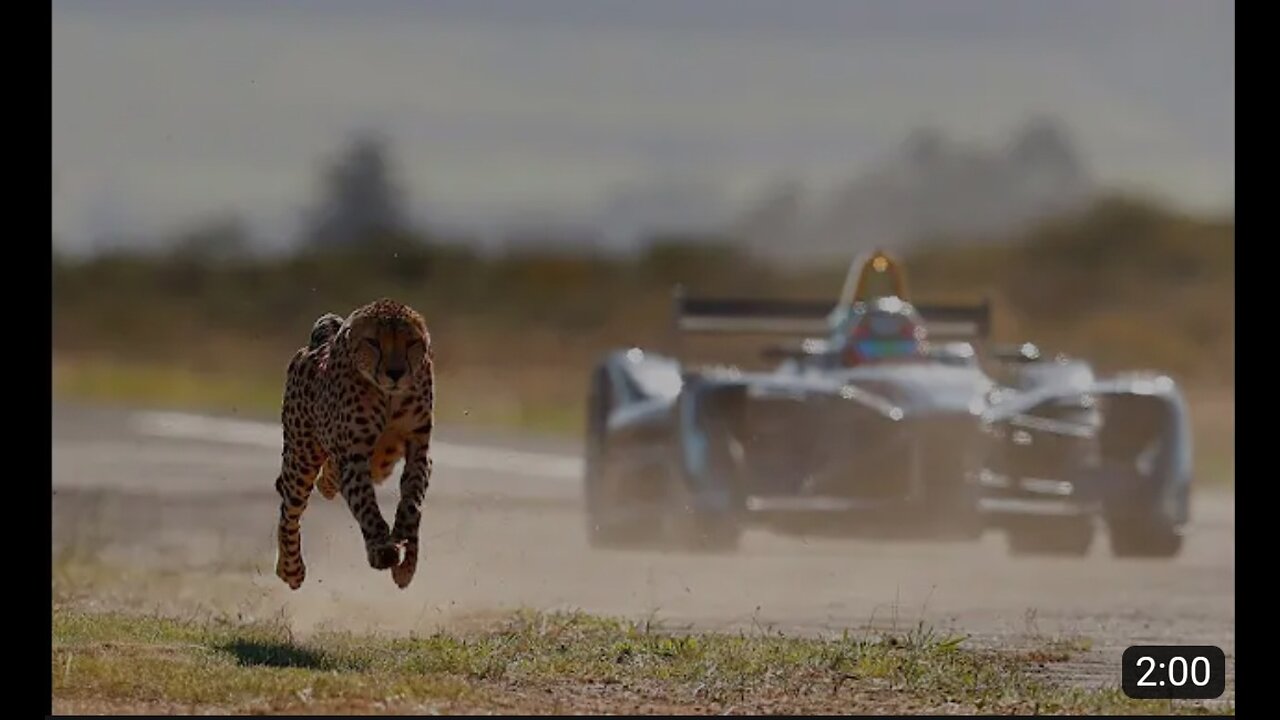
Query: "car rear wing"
916 301 993 341
673 294 833 336
670 286 992 342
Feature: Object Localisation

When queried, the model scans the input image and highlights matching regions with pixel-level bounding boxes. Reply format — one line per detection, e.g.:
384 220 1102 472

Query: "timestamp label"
1121 645 1226 700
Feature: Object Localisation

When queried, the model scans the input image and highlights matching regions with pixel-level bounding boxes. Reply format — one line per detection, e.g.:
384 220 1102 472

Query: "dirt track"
52 402 1235 700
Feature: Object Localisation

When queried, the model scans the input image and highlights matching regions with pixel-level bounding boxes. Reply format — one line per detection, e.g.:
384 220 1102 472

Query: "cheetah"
273 298 435 590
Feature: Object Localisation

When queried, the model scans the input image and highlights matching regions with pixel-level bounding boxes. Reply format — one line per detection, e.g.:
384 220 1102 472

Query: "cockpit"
839 300 928 367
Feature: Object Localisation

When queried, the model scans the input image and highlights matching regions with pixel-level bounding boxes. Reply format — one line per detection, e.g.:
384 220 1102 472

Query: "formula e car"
582 250 1192 558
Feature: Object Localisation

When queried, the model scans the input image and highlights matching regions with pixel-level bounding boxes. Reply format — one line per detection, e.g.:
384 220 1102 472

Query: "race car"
582 250 1192 557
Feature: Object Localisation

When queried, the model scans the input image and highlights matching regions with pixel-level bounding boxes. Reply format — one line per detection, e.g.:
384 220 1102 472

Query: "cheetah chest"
369 398 428 484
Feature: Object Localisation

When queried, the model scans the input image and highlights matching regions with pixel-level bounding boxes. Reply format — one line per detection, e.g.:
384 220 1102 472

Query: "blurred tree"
301 130 416 250
638 234 746 290
732 180 804 259
169 213 252 263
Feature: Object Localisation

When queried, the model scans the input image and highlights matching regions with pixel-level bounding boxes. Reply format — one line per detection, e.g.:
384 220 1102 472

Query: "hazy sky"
52 0 1234 249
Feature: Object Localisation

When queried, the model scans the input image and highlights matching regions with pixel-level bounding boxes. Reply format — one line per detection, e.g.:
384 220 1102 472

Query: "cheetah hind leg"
316 459 339 500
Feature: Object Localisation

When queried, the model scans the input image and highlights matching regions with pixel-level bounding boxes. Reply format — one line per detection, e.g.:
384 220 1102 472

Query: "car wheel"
661 464 743 554
583 364 663 550
1107 517 1183 559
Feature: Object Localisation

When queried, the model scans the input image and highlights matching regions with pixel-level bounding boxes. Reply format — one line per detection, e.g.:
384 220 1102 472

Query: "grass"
53 357 283 420
51 607 1229 715
52 355 582 437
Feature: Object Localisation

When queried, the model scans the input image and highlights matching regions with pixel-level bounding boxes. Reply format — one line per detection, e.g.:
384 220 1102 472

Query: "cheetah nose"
386 367 405 382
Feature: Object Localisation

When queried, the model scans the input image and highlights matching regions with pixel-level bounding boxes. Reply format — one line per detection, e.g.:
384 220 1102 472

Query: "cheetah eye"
363 338 380 350
407 339 423 350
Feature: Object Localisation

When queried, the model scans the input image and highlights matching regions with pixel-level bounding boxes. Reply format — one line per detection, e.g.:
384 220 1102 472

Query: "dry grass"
51 607 1229 715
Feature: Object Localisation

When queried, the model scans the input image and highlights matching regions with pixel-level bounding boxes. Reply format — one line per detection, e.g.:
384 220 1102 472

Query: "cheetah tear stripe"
130 411 582 481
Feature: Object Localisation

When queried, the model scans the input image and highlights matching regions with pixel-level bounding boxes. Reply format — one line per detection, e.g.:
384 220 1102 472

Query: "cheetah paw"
391 553 417 589
275 558 306 590
367 542 403 570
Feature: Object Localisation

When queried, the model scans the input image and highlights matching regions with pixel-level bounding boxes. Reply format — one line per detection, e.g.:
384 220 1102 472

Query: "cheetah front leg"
390 424 433 589
274 445 320 590
337 453 403 570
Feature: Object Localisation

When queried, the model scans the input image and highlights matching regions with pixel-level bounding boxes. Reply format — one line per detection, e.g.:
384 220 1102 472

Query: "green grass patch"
53 358 282 419
52 608 1229 715
52 356 581 436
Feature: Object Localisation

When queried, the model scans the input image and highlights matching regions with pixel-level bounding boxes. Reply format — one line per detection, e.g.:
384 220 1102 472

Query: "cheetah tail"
308 313 345 350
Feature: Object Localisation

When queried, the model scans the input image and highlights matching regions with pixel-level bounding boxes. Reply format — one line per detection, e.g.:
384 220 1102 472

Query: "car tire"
583 363 665 550
1107 517 1183 559
664 500 743 554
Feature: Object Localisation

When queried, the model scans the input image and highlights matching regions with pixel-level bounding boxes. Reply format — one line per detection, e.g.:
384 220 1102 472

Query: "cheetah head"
345 308 432 395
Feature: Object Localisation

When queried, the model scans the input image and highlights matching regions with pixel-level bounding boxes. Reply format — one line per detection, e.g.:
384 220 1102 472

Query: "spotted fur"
274 298 435 590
